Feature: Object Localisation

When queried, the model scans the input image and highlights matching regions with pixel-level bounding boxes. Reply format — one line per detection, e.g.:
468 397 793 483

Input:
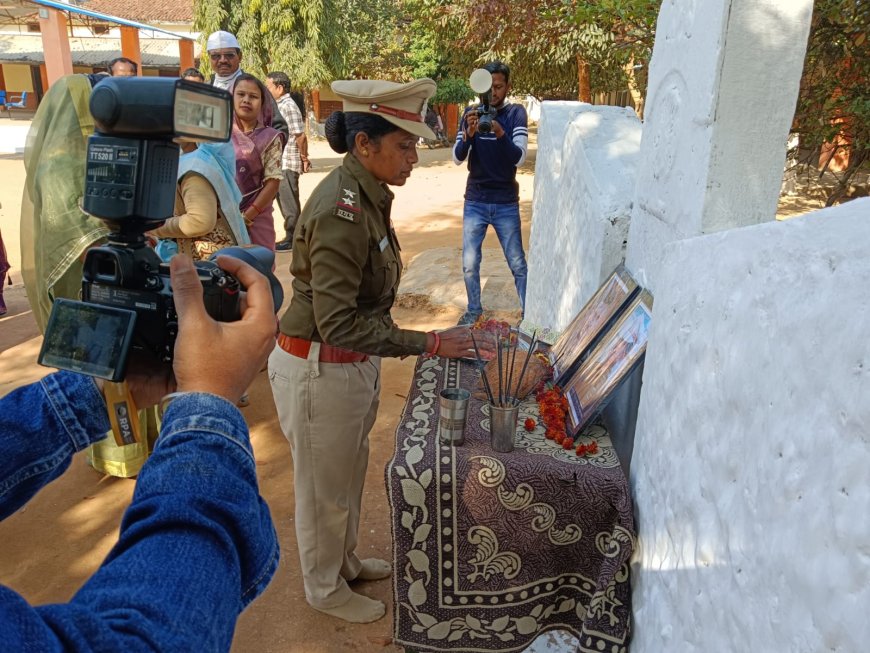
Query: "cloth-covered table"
387 356 636 653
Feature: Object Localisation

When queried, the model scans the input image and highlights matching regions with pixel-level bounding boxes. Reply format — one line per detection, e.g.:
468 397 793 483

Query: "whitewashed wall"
625 0 813 295
524 102 641 334
630 198 870 652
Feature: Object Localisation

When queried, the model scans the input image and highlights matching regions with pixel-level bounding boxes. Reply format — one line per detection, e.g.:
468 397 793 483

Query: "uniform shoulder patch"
333 174 361 224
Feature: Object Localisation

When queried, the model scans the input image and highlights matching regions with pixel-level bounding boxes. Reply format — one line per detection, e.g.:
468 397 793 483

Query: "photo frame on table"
563 289 653 436
548 265 640 385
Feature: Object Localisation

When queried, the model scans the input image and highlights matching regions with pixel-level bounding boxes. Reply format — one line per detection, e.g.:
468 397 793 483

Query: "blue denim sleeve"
0 371 110 521
5 393 280 652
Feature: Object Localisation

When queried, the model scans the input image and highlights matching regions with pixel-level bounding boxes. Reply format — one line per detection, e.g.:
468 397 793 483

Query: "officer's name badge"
335 187 360 222
378 236 389 252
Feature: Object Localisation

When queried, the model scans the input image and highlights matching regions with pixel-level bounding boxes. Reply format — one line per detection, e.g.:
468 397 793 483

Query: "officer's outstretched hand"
170 254 276 404
435 326 497 360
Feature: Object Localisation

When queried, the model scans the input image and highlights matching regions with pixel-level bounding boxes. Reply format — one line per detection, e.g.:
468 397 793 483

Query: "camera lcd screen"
175 86 231 141
87 161 135 186
38 299 137 382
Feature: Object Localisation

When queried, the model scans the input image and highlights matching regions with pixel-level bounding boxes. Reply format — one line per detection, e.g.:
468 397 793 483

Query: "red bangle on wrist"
426 331 441 356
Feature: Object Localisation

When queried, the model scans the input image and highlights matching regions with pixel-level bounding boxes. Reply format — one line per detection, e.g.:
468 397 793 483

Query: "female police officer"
268 78 493 623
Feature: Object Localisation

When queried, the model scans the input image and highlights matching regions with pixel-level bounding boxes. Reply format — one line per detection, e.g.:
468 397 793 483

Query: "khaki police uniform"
268 78 435 610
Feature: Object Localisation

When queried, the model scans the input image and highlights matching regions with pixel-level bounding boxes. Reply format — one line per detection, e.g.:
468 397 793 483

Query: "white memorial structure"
523 0 869 650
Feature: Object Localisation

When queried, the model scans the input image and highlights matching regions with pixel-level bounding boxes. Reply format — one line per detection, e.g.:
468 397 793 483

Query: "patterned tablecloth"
387 356 636 653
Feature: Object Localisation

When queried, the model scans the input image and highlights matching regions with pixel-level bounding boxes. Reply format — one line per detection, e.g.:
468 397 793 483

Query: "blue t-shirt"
453 103 529 204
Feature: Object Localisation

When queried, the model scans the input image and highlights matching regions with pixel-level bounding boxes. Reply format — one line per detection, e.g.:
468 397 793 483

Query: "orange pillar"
178 39 194 73
312 88 321 120
39 64 49 94
39 8 73 86
120 26 142 75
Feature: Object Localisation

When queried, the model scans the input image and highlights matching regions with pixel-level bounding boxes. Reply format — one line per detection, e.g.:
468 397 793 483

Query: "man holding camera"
0 254 280 651
453 61 529 326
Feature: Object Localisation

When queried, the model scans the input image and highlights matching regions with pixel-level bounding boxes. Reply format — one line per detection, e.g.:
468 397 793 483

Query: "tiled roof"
80 0 194 24
0 34 200 67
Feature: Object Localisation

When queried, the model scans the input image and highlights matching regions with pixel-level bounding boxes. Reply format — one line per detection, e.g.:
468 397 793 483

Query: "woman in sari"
231 74 286 251
20 74 109 332
149 141 250 260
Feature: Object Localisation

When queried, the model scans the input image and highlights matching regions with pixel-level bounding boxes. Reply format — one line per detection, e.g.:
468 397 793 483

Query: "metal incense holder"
489 403 519 453
470 327 539 455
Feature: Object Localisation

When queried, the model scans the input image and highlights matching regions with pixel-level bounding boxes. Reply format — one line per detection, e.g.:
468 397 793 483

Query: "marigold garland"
535 382 599 457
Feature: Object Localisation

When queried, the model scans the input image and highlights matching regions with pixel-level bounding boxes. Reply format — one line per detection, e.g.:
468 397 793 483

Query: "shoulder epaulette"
333 171 361 224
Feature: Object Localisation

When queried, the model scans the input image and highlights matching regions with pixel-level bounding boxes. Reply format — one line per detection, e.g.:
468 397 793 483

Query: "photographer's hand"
492 120 505 139
170 254 276 404
465 111 479 139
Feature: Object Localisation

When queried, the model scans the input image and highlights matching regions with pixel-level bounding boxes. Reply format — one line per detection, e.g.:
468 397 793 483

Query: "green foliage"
412 0 659 99
194 0 344 88
334 0 411 79
792 0 870 204
431 77 476 105
192 0 660 100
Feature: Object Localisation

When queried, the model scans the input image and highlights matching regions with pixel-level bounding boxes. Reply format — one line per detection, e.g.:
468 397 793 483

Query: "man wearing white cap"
206 30 243 90
205 30 288 137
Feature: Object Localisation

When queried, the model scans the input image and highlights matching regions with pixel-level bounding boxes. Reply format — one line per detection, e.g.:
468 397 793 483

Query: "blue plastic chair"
5 91 28 118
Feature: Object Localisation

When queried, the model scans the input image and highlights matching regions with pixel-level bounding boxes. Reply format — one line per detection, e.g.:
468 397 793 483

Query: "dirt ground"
0 131 533 652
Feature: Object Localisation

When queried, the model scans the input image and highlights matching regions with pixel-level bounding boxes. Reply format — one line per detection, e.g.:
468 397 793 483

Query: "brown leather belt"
277 333 369 364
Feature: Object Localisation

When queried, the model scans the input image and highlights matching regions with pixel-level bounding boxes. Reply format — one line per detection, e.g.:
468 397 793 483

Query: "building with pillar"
0 0 198 112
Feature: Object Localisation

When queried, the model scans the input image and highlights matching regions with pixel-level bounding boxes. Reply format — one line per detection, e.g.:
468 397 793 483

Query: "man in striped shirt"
453 61 529 326
266 71 311 251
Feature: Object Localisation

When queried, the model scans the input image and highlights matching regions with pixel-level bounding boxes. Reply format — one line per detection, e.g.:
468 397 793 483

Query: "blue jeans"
0 372 278 652
462 200 528 315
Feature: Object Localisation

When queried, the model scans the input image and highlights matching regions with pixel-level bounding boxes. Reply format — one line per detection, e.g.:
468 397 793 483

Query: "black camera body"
82 240 242 368
476 93 498 135
39 77 282 382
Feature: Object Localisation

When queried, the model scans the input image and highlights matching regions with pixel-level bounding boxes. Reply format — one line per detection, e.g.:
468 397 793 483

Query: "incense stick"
470 331 496 406
505 327 519 404
512 330 538 407
496 333 504 407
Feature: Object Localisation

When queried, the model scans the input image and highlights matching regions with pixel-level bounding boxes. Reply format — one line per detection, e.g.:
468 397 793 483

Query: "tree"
194 0 344 89
334 0 410 79
413 0 659 103
791 0 870 205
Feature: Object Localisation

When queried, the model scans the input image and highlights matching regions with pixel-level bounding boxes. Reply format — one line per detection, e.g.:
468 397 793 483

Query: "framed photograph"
548 265 639 384
563 290 653 435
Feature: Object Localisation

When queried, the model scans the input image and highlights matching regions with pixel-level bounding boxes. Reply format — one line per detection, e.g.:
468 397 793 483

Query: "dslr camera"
469 68 497 134
476 97 498 135
39 77 283 382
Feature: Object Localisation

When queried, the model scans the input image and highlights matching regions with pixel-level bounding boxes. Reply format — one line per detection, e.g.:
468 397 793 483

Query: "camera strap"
103 381 142 446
